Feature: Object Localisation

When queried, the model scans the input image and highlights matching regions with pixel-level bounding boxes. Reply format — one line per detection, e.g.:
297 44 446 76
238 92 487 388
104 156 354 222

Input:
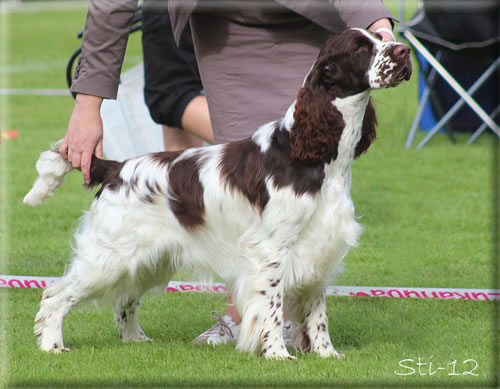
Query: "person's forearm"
70 0 138 99
332 0 395 32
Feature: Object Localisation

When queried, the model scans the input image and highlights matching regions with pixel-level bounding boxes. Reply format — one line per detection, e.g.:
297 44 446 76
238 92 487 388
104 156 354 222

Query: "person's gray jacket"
71 0 395 99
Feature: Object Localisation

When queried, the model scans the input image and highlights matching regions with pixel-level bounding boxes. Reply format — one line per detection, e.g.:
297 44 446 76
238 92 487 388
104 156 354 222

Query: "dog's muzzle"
390 44 413 86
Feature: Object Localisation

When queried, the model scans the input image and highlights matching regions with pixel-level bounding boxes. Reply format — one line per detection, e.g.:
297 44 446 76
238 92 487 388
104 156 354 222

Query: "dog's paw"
120 331 153 343
138 334 154 343
35 321 69 353
38 341 71 353
262 347 296 360
315 346 344 359
51 345 71 354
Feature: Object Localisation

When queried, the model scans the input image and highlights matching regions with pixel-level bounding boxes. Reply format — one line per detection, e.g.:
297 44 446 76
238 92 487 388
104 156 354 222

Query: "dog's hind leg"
113 295 152 342
113 256 176 343
34 248 137 352
34 202 175 352
34 276 81 353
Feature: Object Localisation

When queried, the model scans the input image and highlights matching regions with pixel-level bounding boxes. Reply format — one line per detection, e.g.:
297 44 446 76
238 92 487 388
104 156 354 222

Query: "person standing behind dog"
142 0 213 150
142 1 262 345
60 0 396 182
142 2 245 345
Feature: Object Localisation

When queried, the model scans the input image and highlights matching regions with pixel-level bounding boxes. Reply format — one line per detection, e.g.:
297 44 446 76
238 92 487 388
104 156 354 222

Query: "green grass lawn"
1 2 498 388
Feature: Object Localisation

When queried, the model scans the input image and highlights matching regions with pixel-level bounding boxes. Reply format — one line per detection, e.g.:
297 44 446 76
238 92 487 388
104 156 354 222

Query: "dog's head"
289 29 412 164
304 28 413 97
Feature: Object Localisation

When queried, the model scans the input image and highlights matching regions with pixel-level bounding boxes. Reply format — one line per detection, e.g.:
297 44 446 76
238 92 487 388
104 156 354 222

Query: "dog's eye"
356 45 369 53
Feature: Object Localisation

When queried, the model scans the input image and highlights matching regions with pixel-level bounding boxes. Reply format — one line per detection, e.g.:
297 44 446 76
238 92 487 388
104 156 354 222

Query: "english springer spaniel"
25 28 411 359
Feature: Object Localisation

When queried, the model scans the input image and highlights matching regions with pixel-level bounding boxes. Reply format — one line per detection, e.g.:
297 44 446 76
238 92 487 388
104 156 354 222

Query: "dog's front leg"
234 196 315 359
235 260 294 360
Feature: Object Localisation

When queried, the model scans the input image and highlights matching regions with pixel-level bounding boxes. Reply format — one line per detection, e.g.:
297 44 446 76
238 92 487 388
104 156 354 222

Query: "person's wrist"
375 27 395 41
367 18 395 41
75 93 103 109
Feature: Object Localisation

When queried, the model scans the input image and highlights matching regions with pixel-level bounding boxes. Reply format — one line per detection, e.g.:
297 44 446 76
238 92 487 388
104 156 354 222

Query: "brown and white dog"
25 28 411 359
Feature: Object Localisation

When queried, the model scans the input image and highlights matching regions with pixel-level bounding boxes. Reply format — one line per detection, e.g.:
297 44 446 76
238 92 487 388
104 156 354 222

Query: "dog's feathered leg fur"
34 215 175 352
35 277 75 353
285 287 344 358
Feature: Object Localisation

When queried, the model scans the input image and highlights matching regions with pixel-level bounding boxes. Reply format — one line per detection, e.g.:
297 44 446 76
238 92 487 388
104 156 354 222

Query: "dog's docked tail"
24 143 73 206
24 142 123 206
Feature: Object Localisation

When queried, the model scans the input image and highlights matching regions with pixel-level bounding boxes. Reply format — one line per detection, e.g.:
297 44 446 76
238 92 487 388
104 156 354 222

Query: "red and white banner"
1 275 498 301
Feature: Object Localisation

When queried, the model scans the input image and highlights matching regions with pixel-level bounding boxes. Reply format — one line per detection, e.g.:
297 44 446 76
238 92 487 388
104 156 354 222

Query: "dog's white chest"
285 172 361 288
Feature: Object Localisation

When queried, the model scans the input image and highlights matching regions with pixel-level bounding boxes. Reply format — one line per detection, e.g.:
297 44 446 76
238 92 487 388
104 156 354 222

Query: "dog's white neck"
331 91 370 170
321 91 371 194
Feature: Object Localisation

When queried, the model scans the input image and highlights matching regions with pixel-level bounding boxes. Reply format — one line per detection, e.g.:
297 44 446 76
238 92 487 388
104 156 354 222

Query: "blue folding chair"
399 0 500 149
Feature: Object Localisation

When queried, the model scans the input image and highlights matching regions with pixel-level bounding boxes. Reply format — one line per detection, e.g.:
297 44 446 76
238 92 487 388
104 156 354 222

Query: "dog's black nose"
393 44 411 58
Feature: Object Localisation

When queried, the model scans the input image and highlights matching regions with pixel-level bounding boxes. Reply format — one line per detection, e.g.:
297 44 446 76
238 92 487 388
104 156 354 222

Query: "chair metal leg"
405 54 441 149
404 31 500 147
405 86 431 149
415 57 500 148
466 105 500 144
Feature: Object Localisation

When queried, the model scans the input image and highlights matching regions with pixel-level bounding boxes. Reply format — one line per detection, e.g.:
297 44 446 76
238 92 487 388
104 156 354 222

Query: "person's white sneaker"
283 320 295 348
192 312 295 348
192 311 240 346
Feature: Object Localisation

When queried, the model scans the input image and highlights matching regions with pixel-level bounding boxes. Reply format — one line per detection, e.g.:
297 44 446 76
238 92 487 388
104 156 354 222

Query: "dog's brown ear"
289 86 344 164
354 98 377 158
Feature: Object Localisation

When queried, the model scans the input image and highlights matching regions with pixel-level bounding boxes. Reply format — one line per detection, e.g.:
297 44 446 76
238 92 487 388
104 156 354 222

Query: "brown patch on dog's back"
150 150 183 166
219 123 328 215
219 139 270 214
167 154 205 230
